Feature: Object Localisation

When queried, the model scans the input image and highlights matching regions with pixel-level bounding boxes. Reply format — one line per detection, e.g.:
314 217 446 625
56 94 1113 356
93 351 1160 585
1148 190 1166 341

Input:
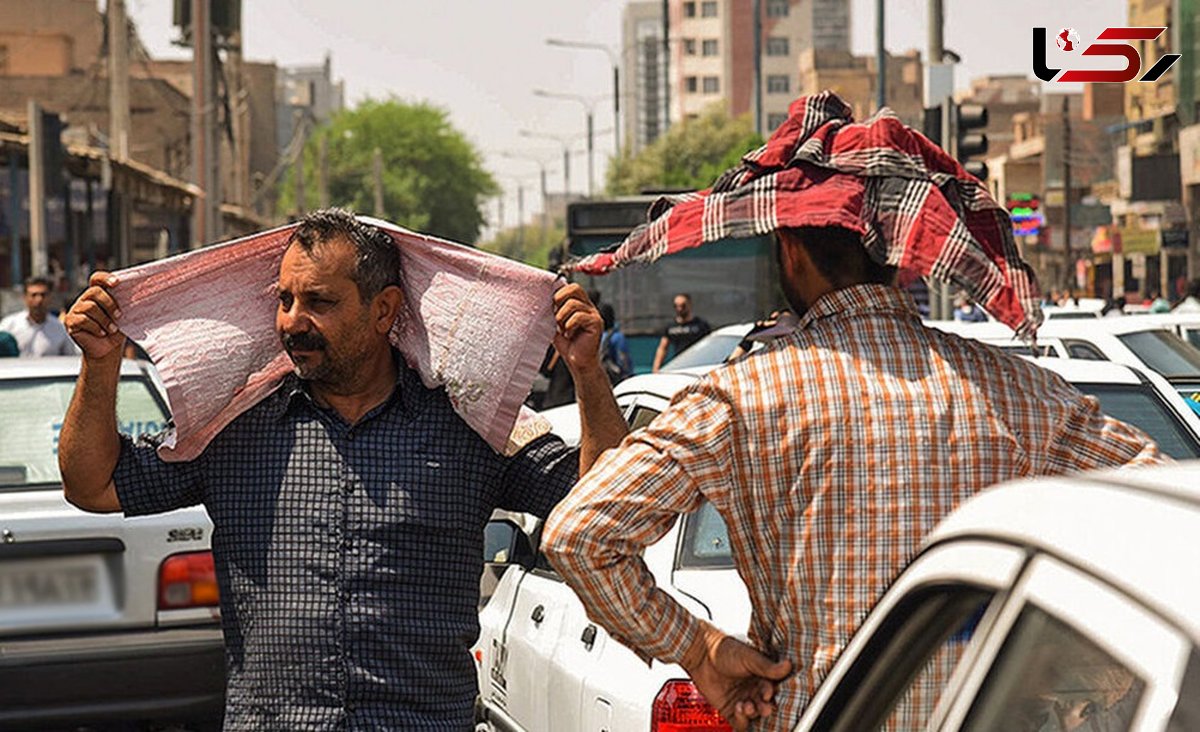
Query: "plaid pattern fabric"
567 91 1043 337
115 360 578 731
543 285 1162 731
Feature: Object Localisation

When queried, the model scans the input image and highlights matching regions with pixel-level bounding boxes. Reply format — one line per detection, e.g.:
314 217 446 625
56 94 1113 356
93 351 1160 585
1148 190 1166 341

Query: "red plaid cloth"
568 91 1043 336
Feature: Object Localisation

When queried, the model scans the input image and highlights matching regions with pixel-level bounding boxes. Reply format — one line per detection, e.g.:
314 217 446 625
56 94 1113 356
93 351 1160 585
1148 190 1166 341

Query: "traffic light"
920 103 989 181
954 103 989 181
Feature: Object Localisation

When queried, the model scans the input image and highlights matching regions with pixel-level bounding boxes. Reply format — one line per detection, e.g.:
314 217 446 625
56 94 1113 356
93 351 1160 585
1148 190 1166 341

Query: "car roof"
1022 356 1144 385
928 461 1200 639
0 356 151 379
709 323 755 337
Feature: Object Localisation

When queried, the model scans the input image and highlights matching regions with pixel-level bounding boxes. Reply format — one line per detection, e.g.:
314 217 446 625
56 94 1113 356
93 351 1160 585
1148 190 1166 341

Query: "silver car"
0 357 223 730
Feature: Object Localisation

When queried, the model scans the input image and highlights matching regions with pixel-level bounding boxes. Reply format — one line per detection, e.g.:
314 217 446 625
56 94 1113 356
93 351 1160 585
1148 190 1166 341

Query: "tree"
606 103 764 196
279 99 498 244
478 219 566 271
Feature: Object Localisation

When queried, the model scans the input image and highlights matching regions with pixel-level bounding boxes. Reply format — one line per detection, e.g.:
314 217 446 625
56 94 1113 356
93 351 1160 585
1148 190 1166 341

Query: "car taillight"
158 551 219 609
651 679 732 732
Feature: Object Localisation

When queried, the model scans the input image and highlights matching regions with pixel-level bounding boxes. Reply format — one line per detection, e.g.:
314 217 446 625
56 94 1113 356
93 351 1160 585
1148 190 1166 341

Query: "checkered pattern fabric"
543 285 1162 731
115 361 578 731
567 91 1043 337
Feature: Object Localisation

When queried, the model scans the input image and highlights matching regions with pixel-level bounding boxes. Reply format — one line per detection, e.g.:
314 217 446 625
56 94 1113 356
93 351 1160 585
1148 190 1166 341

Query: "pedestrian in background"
0 276 78 356
652 292 711 372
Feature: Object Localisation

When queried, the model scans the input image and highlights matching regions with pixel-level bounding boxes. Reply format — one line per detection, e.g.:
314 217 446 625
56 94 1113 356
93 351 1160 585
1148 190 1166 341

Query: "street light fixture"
532 90 610 197
499 151 557 246
546 38 621 158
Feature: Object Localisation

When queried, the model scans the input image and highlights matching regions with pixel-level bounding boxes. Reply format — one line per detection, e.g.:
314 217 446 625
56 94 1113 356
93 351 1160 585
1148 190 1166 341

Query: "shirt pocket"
369 448 484 532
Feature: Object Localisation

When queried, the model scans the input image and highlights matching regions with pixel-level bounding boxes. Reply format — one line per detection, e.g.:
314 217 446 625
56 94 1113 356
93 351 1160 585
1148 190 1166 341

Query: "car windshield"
0 374 169 488
664 333 745 371
1116 330 1200 380
1076 383 1200 459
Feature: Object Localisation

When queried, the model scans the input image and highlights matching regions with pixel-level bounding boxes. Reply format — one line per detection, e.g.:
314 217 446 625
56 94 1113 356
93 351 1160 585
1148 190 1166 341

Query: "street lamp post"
500 151 555 246
546 38 621 158
533 90 608 197
519 130 572 195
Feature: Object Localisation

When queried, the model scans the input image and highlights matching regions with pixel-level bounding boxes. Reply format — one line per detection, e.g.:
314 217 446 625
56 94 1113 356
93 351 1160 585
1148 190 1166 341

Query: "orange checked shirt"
543 284 1163 730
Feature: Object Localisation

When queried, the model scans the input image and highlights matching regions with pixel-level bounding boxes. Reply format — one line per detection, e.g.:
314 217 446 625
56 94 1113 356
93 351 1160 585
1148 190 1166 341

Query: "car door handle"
581 624 597 650
531 604 545 624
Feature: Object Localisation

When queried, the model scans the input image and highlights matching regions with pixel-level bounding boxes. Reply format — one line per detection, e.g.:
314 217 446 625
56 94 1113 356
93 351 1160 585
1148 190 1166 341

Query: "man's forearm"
572 363 629 474
59 352 123 510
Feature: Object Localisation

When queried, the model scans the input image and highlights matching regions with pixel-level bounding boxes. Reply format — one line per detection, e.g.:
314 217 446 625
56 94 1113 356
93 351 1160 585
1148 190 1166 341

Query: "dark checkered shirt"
115 361 579 730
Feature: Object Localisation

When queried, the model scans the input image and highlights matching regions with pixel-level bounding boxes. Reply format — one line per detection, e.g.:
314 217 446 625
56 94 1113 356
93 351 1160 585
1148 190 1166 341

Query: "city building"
621 1 668 154
795 48 924 130
276 54 345 156
669 0 849 132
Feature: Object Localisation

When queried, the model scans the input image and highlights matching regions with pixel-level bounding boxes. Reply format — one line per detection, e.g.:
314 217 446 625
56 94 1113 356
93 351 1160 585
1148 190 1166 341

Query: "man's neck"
27 311 47 325
310 349 399 425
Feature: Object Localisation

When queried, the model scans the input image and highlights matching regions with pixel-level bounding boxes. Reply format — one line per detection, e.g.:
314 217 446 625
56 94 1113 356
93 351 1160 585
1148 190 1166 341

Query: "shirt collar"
795 284 921 331
262 349 427 423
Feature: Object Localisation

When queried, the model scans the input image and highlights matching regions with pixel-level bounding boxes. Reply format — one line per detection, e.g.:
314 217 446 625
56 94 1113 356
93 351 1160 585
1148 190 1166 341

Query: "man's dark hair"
675 293 692 302
780 226 897 287
287 208 402 301
24 276 51 292
1188 278 1200 299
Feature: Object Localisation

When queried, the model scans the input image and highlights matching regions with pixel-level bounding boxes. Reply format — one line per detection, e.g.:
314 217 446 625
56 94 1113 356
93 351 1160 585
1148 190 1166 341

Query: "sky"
122 0 1128 241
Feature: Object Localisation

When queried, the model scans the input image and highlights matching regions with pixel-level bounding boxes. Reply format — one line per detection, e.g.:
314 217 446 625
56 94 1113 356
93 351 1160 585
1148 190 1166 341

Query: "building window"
703 76 720 93
766 37 790 56
702 39 719 56
766 0 790 17
683 1 696 17
768 112 789 130
683 38 697 55
701 1 719 17
685 76 699 93
767 75 791 93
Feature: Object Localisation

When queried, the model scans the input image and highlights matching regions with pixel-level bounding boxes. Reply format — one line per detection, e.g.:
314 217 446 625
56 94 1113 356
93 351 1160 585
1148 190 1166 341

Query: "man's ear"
372 285 404 334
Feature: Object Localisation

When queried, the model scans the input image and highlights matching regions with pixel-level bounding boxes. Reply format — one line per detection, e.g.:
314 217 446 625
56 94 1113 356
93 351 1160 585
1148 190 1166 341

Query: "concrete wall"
0 0 102 77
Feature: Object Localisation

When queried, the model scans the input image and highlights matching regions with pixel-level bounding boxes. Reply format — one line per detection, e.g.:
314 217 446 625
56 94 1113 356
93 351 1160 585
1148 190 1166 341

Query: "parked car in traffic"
473 358 1200 732
0 357 224 730
791 460 1200 731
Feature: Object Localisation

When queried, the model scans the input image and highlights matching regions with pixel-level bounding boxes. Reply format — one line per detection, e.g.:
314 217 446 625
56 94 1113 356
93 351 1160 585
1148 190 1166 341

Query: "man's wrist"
680 622 721 674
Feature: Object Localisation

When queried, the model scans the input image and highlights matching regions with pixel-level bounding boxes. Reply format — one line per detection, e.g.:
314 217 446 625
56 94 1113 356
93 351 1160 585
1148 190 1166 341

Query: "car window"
1063 340 1107 360
663 333 744 370
628 405 661 431
1185 328 1200 350
996 343 1058 358
961 605 1144 731
0 375 168 488
1117 330 1200 379
677 501 733 569
1075 383 1200 459
811 585 994 732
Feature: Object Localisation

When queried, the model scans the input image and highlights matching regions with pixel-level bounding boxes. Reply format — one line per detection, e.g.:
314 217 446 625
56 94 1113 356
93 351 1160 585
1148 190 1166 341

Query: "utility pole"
753 0 763 137
517 183 525 247
228 29 250 207
27 101 47 278
1063 94 1073 293
539 165 548 246
372 147 385 217
108 0 131 161
293 116 305 218
318 134 330 208
190 0 218 247
662 0 670 133
586 111 595 197
927 0 950 319
876 0 886 111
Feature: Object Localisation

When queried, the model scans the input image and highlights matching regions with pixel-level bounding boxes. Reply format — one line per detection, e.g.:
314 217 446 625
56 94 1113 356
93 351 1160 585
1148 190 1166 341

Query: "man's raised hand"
65 272 125 360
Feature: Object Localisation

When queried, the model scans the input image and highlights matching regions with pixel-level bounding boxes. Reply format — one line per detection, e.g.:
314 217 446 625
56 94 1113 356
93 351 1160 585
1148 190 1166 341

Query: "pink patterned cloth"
111 217 560 461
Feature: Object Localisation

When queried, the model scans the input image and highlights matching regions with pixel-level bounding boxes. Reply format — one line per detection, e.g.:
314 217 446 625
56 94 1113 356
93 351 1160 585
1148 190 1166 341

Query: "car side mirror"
483 518 536 570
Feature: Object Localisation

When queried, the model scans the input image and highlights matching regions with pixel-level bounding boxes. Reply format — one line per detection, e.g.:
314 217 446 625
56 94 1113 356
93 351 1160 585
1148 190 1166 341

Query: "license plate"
0 555 108 614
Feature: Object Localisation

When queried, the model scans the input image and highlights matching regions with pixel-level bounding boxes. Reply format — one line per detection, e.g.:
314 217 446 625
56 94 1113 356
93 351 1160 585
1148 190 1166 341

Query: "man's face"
673 296 691 320
275 238 379 389
24 284 50 323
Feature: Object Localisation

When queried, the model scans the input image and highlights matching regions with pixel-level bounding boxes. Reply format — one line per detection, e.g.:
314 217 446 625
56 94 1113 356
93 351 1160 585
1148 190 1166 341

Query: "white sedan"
473 358 1200 732
0 357 223 729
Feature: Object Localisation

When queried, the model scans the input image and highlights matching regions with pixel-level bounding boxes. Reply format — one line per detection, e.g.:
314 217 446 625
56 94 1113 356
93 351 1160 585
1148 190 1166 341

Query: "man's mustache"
282 332 327 352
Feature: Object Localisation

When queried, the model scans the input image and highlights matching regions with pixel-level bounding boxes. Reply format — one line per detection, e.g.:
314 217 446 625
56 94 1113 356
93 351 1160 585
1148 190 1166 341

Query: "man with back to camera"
543 92 1163 731
0 276 77 356
651 292 711 372
58 209 629 730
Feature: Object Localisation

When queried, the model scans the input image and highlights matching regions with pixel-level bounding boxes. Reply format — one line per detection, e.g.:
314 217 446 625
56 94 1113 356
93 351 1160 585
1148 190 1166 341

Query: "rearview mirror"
483 518 536 570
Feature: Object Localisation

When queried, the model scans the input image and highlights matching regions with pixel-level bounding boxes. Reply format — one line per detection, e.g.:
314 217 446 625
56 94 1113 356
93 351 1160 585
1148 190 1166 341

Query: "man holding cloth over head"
543 92 1163 731
59 209 628 730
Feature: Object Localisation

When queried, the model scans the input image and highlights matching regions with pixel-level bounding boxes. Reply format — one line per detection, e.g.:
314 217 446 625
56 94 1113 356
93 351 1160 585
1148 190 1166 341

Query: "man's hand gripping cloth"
569 90 1043 337
109 217 559 461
